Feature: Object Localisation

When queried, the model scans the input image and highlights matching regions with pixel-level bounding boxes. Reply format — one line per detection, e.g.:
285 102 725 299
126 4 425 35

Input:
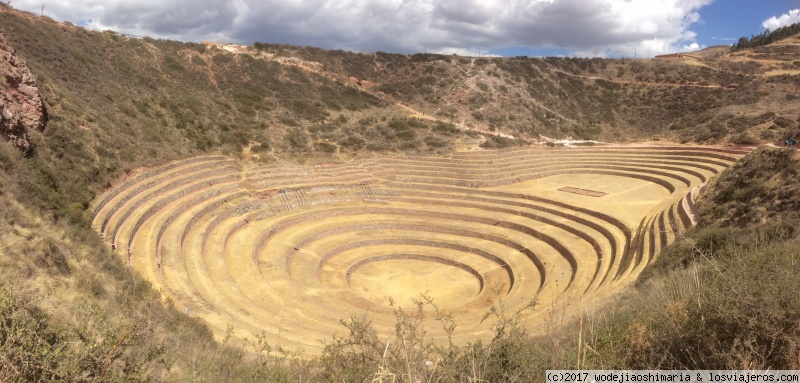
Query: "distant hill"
686 45 731 59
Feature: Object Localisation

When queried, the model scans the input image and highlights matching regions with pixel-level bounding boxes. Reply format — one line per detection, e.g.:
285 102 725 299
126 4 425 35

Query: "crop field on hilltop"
91 144 748 354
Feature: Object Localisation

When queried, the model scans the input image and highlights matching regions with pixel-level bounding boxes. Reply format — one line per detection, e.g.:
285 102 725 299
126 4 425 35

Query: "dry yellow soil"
91 144 749 355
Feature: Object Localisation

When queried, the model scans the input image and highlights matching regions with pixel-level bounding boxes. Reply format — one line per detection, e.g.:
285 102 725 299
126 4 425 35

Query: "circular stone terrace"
91 144 749 355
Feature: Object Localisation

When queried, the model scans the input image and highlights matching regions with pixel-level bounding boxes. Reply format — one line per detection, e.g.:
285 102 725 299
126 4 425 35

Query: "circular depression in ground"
347 255 482 308
91 146 745 354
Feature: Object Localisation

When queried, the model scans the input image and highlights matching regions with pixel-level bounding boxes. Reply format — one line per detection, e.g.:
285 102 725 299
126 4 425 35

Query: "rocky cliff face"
0 31 47 155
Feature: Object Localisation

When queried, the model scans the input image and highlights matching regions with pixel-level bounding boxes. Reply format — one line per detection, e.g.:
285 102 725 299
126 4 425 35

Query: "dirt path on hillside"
394 102 524 140
204 59 221 93
551 69 730 90
240 49 529 143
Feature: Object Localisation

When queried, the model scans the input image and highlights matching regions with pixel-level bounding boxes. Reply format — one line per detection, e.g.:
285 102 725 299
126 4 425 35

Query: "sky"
8 0 800 58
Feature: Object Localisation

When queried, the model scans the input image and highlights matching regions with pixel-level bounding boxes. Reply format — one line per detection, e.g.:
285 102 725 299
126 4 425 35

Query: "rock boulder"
0 31 47 155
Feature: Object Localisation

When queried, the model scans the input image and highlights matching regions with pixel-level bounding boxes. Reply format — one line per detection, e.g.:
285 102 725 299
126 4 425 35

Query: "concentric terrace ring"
92 145 747 354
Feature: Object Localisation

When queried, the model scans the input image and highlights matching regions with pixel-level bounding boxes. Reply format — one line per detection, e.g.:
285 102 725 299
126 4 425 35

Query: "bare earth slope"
255 37 800 145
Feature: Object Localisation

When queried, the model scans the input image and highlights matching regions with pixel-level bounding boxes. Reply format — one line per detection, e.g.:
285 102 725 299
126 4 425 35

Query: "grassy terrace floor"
91 144 748 355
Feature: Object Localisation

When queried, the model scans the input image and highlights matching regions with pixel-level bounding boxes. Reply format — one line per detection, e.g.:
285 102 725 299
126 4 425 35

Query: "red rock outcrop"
0 31 47 155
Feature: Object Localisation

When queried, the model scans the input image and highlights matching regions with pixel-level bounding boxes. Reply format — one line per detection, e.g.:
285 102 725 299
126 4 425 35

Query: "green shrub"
251 142 270 153
340 135 365 150
699 148 800 226
730 132 758 145
284 128 308 150
432 122 459 135
314 141 337 153
0 283 162 381
480 135 528 149
424 135 447 149
163 55 185 72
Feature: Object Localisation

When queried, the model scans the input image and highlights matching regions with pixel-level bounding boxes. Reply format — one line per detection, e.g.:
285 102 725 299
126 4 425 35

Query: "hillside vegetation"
732 22 800 52
2 3 800 214
1 2 800 381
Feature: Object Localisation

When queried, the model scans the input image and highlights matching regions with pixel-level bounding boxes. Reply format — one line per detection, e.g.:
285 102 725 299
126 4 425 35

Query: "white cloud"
11 0 711 56
436 47 502 57
19 0 238 40
682 42 701 51
762 9 800 31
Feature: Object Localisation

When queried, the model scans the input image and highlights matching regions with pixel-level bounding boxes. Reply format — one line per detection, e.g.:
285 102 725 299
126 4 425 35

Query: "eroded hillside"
2 3 798 215
253 37 800 145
